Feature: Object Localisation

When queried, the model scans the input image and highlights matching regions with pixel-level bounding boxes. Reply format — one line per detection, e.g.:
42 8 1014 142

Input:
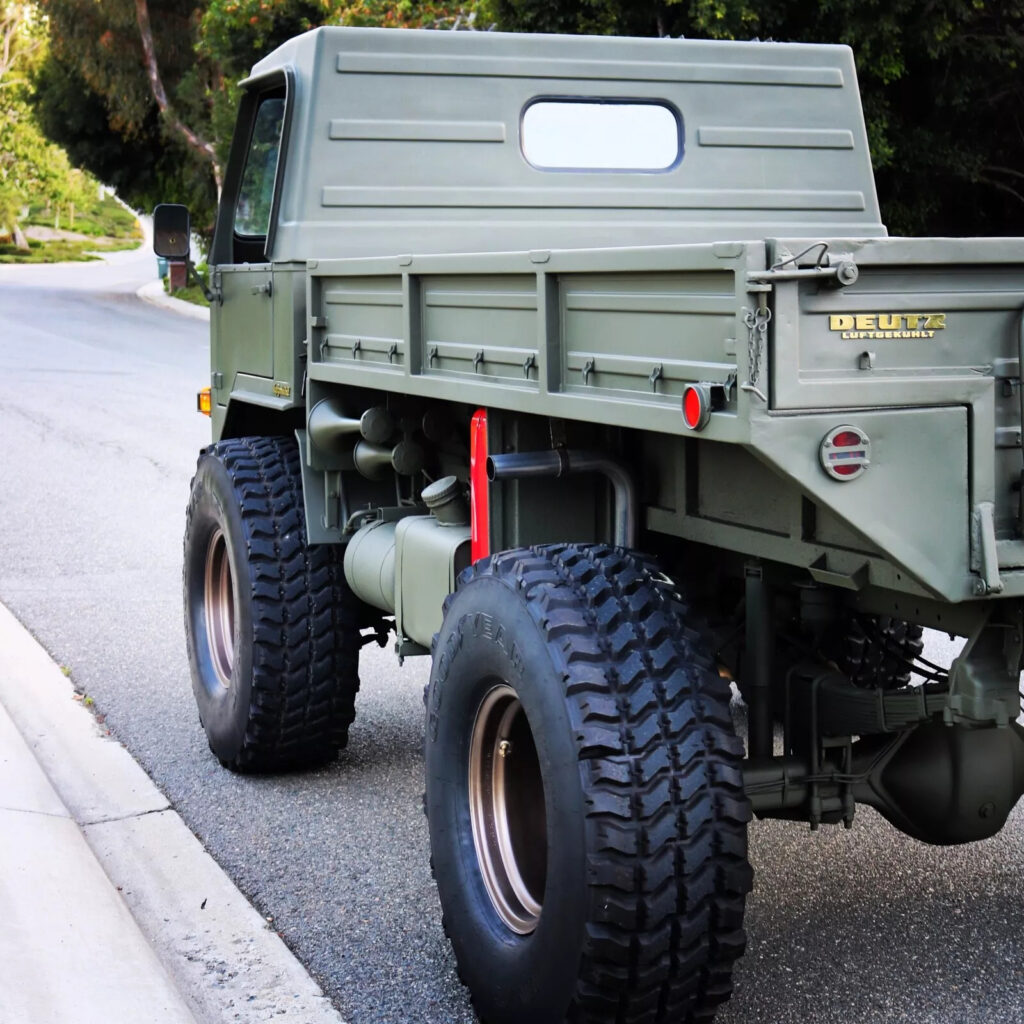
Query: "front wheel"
425 544 752 1024
183 435 361 772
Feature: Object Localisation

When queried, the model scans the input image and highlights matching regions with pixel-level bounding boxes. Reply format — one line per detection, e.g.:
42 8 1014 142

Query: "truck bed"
304 235 1024 607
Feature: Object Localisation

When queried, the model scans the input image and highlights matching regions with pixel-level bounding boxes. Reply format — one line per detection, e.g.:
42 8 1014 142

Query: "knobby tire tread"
840 616 925 689
440 543 752 1024
193 435 360 771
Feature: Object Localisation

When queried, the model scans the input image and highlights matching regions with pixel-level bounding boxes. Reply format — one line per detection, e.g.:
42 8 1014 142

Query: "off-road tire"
769 615 926 707
183 435 360 772
839 615 925 689
425 543 752 1024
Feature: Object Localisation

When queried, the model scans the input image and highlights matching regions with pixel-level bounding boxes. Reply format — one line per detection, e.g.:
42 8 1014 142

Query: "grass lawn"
1 193 143 263
169 283 210 307
0 236 139 263
25 193 142 240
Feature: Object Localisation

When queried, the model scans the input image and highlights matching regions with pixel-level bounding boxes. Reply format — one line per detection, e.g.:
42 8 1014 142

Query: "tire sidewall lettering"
426 577 587 1023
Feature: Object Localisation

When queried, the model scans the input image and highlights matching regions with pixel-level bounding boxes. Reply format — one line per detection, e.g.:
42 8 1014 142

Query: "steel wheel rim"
204 528 235 687
468 684 547 935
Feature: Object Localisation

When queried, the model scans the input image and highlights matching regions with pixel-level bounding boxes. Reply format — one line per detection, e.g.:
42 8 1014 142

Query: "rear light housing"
820 425 870 480
682 383 713 430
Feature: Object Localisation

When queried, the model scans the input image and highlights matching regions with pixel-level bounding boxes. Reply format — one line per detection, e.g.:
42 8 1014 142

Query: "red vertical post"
470 409 490 562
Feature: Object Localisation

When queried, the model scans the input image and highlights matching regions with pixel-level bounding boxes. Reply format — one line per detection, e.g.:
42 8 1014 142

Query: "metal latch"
746 242 858 289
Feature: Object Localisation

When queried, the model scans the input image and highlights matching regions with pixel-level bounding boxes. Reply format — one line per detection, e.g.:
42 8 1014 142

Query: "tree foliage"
486 0 1024 236
32 0 479 233
22 0 1024 237
0 2 94 246
34 0 221 227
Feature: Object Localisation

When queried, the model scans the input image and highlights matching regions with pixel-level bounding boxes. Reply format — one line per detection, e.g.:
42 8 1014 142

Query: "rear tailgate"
768 236 1024 568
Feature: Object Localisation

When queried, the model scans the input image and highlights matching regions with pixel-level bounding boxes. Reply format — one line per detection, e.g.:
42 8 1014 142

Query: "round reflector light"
820 425 870 480
682 384 712 430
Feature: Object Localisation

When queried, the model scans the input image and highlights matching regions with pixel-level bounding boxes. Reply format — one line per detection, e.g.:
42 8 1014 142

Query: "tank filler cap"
422 475 470 526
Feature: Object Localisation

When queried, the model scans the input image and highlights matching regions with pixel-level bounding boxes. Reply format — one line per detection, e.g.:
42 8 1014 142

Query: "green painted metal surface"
205 25 1024 620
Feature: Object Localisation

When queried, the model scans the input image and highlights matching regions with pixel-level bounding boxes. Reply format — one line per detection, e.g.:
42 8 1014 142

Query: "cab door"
210 88 287 410
213 265 274 382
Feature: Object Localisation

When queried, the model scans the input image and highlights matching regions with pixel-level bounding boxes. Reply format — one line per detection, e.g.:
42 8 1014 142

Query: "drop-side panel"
560 270 737 400
319 276 406 369
306 243 757 440
771 237 1024 411
422 274 538 383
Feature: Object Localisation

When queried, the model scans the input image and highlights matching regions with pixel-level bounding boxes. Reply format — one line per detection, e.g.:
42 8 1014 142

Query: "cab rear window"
521 99 682 172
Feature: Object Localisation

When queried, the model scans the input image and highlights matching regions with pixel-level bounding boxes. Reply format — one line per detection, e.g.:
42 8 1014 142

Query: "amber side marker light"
197 387 212 416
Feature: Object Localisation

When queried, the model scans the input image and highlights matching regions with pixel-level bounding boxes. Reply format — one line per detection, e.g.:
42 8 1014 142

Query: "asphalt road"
0 246 1021 1024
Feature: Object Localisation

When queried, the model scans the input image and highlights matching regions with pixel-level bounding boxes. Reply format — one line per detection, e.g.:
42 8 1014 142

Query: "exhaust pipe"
486 449 637 548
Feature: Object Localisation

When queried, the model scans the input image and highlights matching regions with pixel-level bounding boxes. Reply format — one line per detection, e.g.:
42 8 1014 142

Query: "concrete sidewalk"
0 603 345 1024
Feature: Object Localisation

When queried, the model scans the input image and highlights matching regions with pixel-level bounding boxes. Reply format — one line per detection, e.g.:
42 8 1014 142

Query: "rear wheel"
183 435 361 772
425 544 752 1024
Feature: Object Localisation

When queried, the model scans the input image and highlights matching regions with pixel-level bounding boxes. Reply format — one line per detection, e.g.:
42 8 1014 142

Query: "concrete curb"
137 278 212 321
0 696 199 1024
0 603 346 1024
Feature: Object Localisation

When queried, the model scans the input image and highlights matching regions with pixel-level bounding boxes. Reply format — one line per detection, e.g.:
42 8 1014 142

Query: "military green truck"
154 25 1024 1024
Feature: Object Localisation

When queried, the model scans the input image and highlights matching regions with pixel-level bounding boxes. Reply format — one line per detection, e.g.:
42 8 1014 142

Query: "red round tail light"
820 425 870 480
682 384 712 431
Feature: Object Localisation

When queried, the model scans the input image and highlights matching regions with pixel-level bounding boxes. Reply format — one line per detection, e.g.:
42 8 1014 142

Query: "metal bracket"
352 339 362 358
395 638 430 664
251 280 273 297
747 242 858 289
946 606 1022 726
582 357 595 386
523 353 536 379
344 501 427 534
428 344 438 366
971 502 1003 595
387 342 398 364
473 350 485 373
649 363 663 392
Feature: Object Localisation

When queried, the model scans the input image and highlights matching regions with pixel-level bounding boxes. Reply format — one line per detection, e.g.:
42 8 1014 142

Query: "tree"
198 0 483 165
34 0 482 235
0 92 89 247
35 0 220 227
0 3 54 248
1 2 42 89
135 0 222 192
484 0 1024 237
33 0 1022 238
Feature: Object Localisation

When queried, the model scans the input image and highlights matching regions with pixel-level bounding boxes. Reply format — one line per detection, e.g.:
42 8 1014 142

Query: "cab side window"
234 93 286 254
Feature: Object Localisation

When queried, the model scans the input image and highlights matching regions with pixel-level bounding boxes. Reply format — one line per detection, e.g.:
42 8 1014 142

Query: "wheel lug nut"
498 740 513 758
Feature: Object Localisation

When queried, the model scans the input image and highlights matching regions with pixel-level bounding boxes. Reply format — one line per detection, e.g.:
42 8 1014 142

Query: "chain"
744 305 772 389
